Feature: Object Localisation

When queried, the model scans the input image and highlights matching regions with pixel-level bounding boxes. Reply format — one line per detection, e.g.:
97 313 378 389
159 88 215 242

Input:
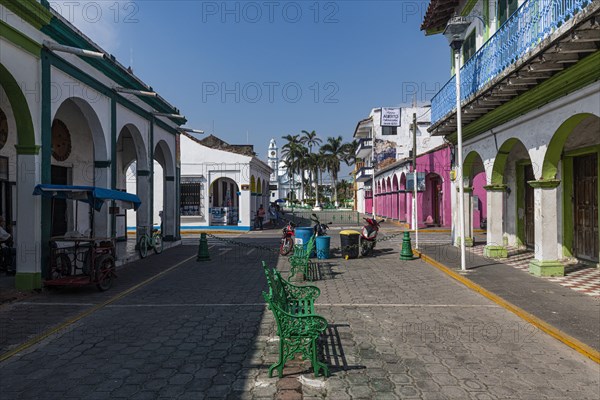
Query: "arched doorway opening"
0 95 17 242
543 113 599 262
464 151 487 233
392 175 399 220
399 173 407 222
117 124 148 241
0 63 39 287
154 140 176 239
51 97 107 237
385 177 392 218
491 139 533 249
210 177 240 226
423 173 443 226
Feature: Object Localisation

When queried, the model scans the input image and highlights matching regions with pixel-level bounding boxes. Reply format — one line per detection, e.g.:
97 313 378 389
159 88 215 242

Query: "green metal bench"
289 234 316 281
262 262 329 378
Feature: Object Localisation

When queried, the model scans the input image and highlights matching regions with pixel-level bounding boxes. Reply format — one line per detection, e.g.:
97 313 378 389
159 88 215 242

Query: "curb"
414 249 600 364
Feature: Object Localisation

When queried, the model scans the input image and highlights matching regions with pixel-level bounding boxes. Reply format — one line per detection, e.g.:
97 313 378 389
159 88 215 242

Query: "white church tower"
268 138 281 199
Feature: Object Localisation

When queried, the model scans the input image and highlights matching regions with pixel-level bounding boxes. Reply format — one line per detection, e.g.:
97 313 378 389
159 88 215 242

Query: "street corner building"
178 133 272 232
353 107 477 231
421 0 600 274
0 0 183 289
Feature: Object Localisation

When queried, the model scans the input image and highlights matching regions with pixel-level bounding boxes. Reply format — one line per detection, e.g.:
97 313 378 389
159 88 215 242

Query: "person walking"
268 203 277 227
256 205 266 230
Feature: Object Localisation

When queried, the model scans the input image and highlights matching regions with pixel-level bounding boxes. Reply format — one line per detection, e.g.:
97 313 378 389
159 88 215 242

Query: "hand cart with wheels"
33 184 141 291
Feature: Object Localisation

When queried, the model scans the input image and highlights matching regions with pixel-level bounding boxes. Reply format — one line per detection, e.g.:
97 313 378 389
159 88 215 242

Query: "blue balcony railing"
431 0 591 124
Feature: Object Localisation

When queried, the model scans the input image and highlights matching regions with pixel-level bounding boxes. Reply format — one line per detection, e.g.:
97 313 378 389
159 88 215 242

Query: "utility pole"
371 126 376 218
412 112 419 249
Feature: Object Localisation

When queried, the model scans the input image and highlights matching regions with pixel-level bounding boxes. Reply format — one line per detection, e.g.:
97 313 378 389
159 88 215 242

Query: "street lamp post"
443 16 471 272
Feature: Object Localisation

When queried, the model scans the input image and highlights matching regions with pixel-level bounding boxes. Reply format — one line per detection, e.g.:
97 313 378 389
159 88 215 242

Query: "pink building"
372 145 487 229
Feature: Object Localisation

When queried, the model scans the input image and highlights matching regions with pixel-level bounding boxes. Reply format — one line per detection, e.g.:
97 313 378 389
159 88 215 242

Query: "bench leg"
268 340 285 378
311 338 330 377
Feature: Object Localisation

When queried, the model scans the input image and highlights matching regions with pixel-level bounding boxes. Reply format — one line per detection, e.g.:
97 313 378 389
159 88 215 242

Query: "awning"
33 184 142 211
421 0 459 34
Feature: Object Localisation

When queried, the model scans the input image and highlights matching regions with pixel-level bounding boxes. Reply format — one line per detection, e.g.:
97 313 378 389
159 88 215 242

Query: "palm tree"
320 136 345 207
342 140 360 167
301 130 322 203
281 134 302 203
301 130 322 153
308 152 325 208
295 145 309 203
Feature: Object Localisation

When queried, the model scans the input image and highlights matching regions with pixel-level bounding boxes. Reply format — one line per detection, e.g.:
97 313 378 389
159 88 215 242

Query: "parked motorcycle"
279 220 296 255
311 213 332 237
360 217 382 256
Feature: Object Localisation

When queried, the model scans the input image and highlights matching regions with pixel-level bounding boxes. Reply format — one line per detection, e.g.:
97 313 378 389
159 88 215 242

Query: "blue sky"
55 1 450 174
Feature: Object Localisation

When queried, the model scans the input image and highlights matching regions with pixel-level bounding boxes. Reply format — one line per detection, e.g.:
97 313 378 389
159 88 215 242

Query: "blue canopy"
33 184 141 211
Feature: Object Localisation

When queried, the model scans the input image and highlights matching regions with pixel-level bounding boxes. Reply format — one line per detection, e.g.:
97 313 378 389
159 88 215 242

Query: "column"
163 176 176 241
15 152 43 290
484 184 508 258
94 161 111 238
528 180 564 276
456 187 474 247
136 170 151 238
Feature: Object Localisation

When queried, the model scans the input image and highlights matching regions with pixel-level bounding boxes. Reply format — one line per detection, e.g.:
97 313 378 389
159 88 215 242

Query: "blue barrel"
316 236 331 259
294 227 313 251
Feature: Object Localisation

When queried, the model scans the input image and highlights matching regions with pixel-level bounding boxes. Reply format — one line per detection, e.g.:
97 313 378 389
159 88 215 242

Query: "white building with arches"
422 0 600 274
1 1 182 289
178 133 272 231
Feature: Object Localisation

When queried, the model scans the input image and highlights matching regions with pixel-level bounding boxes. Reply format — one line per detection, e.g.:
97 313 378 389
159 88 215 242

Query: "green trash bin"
340 230 360 259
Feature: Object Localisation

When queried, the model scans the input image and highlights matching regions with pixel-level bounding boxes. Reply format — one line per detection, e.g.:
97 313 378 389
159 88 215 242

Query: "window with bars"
381 126 397 135
180 178 203 216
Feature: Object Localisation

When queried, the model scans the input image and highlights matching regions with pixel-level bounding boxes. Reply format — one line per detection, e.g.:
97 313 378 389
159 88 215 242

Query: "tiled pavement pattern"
0 233 598 399
467 244 600 298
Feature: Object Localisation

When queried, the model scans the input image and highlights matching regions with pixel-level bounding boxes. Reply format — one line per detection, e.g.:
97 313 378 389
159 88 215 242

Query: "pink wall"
369 146 489 231
408 146 453 228
472 172 487 229
365 191 373 214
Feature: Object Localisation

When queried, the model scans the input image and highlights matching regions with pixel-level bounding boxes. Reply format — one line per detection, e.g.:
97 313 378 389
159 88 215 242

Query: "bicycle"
138 227 163 258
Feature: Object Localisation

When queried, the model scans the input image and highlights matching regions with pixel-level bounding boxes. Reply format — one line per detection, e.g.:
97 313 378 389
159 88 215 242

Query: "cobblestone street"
0 232 598 399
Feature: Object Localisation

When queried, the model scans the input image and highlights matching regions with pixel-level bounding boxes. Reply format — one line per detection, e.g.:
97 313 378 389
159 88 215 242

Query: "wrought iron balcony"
356 138 373 159
430 0 598 130
356 166 374 182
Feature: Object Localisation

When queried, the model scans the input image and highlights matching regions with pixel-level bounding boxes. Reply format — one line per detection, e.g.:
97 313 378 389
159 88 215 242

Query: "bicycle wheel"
95 254 115 291
153 233 163 254
138 235 149 258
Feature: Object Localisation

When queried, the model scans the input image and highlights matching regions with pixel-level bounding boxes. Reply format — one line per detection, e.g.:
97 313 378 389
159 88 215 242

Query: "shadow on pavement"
321 323 366 375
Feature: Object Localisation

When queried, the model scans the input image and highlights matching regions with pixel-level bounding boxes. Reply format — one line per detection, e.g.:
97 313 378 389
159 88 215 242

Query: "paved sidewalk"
419 242 600 353
0 232 598 399
467 244 600 297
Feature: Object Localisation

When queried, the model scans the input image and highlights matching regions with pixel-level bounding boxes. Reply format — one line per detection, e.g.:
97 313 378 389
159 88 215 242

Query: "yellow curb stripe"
0 254 197 364
414 250 600 364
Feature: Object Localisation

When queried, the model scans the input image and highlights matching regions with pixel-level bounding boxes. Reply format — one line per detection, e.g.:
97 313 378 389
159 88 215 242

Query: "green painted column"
40 48 52 282
484 184 508 258
528 179 564 277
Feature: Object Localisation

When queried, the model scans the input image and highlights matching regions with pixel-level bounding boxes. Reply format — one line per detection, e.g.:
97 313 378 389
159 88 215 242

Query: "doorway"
51 166 70 237
524 164 535 249
573 153 598 262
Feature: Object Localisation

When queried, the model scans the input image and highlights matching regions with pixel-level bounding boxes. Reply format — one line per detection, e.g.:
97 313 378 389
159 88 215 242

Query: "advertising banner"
381 107 401 127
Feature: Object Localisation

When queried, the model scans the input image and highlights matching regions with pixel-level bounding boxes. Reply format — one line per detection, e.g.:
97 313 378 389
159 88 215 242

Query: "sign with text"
406 172 426 192
381 107 401 127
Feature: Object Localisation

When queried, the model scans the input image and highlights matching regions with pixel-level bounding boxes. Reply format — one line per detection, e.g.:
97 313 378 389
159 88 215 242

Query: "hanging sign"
381 107 401 127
